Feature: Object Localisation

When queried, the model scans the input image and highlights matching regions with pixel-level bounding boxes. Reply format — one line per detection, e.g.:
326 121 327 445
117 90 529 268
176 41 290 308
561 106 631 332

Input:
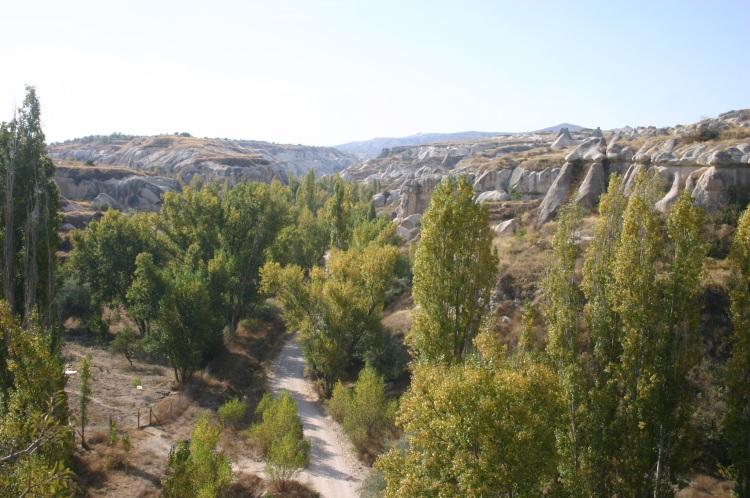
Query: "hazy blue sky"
1 0 748 145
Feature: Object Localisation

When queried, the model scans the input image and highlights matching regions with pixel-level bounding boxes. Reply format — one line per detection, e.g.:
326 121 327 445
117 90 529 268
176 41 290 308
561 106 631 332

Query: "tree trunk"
3 130 16 311
654 426 666 498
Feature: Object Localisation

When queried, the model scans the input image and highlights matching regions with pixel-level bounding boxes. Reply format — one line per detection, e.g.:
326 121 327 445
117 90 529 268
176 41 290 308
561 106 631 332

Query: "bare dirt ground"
236 335 368 498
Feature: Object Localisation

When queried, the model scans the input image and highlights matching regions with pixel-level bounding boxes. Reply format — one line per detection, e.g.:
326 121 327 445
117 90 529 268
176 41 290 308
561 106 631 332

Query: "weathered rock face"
54 165 181 212
50 135 357 185
537 162 576 225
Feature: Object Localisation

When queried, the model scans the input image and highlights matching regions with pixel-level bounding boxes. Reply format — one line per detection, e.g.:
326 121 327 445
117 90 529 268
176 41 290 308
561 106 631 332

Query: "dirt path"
265 335 366 497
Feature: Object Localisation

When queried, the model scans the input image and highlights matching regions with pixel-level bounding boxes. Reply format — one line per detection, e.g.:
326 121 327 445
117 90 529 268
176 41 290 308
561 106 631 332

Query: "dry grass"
676 474 732 497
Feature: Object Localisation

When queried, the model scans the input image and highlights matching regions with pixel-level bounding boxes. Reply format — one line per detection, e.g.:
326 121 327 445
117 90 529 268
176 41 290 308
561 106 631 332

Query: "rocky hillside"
50 134 357 185
342 110 750 233
334 131 509 160
54 163 181 214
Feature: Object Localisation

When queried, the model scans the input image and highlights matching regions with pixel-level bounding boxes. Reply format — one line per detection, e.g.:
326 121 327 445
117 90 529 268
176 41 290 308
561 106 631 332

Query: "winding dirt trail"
251 334 366 497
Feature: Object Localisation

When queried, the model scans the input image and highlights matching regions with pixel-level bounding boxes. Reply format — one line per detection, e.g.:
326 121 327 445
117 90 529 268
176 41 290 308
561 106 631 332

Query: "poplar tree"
653 190 706 495
0 86 58 326
613 172 664 496
542 201 586 494
726 206 750 496
407 175 498 363
580 174 628 496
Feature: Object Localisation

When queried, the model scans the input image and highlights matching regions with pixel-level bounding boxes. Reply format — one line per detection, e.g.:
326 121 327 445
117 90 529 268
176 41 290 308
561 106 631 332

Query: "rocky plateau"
340 110 750 234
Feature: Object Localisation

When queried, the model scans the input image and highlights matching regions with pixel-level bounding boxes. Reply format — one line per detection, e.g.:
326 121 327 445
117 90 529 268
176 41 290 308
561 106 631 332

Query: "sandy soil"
236 335 367 498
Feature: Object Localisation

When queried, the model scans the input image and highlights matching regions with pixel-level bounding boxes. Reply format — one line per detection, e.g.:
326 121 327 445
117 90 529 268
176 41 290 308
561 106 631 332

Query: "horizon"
2 1 748 147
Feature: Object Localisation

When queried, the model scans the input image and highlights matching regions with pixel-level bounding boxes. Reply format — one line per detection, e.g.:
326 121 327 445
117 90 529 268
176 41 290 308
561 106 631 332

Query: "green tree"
262 240 401 393
580 174 628 496
154 260 226 383
726 206 750 496
126 252 169 336
0 302 76 496
109 326 142 367
541 201 587 494
296 169 322 214
612 172 705 497
653 190 706 495
613 173 664 497
219 180 288 331
376 334 563 497
268 206 328 270
69 210 155 331
159 182 223 263
408 175 498 363
327 175 349 250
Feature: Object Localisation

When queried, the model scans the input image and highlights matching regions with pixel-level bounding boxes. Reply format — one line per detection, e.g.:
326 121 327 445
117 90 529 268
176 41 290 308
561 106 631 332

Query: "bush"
162 413 233 498
249 391 309 489
218 397 248 428
56 276 91 325
326 366 396 454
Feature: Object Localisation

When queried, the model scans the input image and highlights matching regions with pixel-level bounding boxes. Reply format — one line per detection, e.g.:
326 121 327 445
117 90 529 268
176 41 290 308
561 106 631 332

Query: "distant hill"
334 131 509 159
334 126 587 159
533 123 585 133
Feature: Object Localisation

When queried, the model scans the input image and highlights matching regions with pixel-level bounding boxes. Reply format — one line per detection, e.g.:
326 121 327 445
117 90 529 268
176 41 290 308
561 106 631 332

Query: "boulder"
476 190 511 203
396 225 413 240
373 192 387 207
90 193 121 211
691 167 728 213
62 202 84 212
59 223 77 232
591 127 603 138
494 219 517 237
399 213 423 231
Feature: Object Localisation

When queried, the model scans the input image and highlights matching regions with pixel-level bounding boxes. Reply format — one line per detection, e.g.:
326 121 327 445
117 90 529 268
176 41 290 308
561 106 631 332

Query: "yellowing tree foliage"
408 176 498 363
376 334 563 497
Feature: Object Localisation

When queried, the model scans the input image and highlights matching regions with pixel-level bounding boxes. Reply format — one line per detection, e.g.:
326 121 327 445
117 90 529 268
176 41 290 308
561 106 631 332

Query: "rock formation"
54 165 181 212
551 127 576 149
50 134 357 186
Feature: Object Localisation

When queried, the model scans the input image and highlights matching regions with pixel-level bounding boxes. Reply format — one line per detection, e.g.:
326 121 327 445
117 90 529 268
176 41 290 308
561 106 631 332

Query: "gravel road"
266 334 366 497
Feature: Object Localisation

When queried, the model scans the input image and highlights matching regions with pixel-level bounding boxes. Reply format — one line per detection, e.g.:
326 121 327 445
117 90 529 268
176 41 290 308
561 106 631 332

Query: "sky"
1 0 748 146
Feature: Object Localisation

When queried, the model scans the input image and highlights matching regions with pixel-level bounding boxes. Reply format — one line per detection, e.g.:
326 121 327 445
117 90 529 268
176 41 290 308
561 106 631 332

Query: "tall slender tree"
407 175 498 363
726 206 750 496
580 174 628 496
0 86 58 325
542 201 586 494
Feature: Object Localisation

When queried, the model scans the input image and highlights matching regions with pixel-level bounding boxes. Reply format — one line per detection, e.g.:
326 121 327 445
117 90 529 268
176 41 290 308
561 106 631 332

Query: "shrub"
327 365 396 454
249 391 309 489
162 413 233 497
218 397 248 428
